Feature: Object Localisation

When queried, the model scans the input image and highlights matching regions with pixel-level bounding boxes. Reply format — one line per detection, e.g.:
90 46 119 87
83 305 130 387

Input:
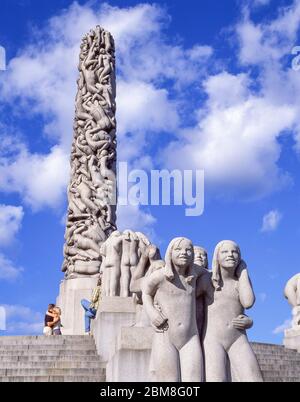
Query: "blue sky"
0 0 300 342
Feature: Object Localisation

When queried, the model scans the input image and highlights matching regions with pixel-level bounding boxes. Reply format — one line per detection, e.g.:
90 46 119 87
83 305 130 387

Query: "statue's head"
164 237 194 280
194 246 208 269
212 240 241 290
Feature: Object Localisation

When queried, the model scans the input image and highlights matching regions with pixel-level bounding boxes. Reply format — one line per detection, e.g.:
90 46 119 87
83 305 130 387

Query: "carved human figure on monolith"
142 237 204 382
198 240 263 382
62 25 117 279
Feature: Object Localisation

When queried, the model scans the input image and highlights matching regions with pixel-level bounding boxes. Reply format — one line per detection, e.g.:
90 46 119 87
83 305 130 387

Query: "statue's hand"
150 310 168 332
232 314 253 330
235 259 247 278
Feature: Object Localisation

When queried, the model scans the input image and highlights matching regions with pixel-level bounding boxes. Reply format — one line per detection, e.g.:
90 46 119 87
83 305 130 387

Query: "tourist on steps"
81 276 102 335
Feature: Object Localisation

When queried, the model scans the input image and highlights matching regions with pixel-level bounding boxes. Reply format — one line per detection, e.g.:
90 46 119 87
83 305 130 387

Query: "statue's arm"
142 271 167 329
237 261 255 309
130 253 148 293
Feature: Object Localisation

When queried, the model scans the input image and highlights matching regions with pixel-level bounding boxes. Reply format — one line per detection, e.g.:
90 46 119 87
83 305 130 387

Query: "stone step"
255 350 300 356
262 370 300 378
0 345 97 351
0 355 103 363
260 363 300 370
0 336 92 341
0 350 99 356
263 377 300 382
0 337 95 346
0 368 105 377
0 361 103 369
256 355 300 362
0 375 105 382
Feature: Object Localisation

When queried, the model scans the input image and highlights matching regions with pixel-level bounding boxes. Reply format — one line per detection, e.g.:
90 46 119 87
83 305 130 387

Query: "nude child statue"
142 237 204 382
198 240 263 382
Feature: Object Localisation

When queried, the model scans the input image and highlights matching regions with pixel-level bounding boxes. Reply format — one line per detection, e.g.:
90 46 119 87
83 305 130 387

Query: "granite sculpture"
142 237 204 382
62 26 117 279
198 240 263 382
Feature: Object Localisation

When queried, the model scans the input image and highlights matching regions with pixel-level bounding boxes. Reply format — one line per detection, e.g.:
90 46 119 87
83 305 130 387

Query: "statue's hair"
212 240 241 291
164 237 194 280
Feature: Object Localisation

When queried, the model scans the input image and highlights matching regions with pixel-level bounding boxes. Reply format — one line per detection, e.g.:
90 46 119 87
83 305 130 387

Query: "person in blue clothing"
81 276 102 334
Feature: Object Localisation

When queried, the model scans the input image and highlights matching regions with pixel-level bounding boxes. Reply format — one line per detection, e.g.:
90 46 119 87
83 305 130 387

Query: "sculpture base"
92 296 136 362
106 326 153 382
284 327 300 351
56 277 99 335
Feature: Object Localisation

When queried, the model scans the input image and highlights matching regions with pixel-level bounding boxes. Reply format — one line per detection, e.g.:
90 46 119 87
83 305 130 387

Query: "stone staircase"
252 342 300 382
0 335 105 382
0 336 299 382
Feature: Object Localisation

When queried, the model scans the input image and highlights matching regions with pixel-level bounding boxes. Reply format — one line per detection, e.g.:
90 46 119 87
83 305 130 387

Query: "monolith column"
57 26 117 334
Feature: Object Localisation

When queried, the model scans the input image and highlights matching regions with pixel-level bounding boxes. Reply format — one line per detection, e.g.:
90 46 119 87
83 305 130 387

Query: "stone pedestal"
284 327 300 351
92 296 137 362
106 326 153 382
56 277 98 335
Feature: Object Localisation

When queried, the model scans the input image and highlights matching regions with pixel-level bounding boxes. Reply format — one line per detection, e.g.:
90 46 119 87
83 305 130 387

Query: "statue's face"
194 248 208 268
218 241 240 270
172 239 193 269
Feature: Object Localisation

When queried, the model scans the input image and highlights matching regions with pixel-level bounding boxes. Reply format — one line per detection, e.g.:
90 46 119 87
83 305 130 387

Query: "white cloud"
117 204 157 242
261 209 282 232
0 254 23 281
2 304 43 335
163 71 295 198
0 204 24 246
0 144 69 210
273 318 292 334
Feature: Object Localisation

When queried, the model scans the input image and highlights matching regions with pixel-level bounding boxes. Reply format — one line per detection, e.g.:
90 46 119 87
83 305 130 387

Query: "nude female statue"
142 237 204 382
198 240 263 382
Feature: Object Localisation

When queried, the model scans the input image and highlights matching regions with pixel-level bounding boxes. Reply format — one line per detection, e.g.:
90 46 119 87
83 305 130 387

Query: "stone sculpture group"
98 234 263 382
